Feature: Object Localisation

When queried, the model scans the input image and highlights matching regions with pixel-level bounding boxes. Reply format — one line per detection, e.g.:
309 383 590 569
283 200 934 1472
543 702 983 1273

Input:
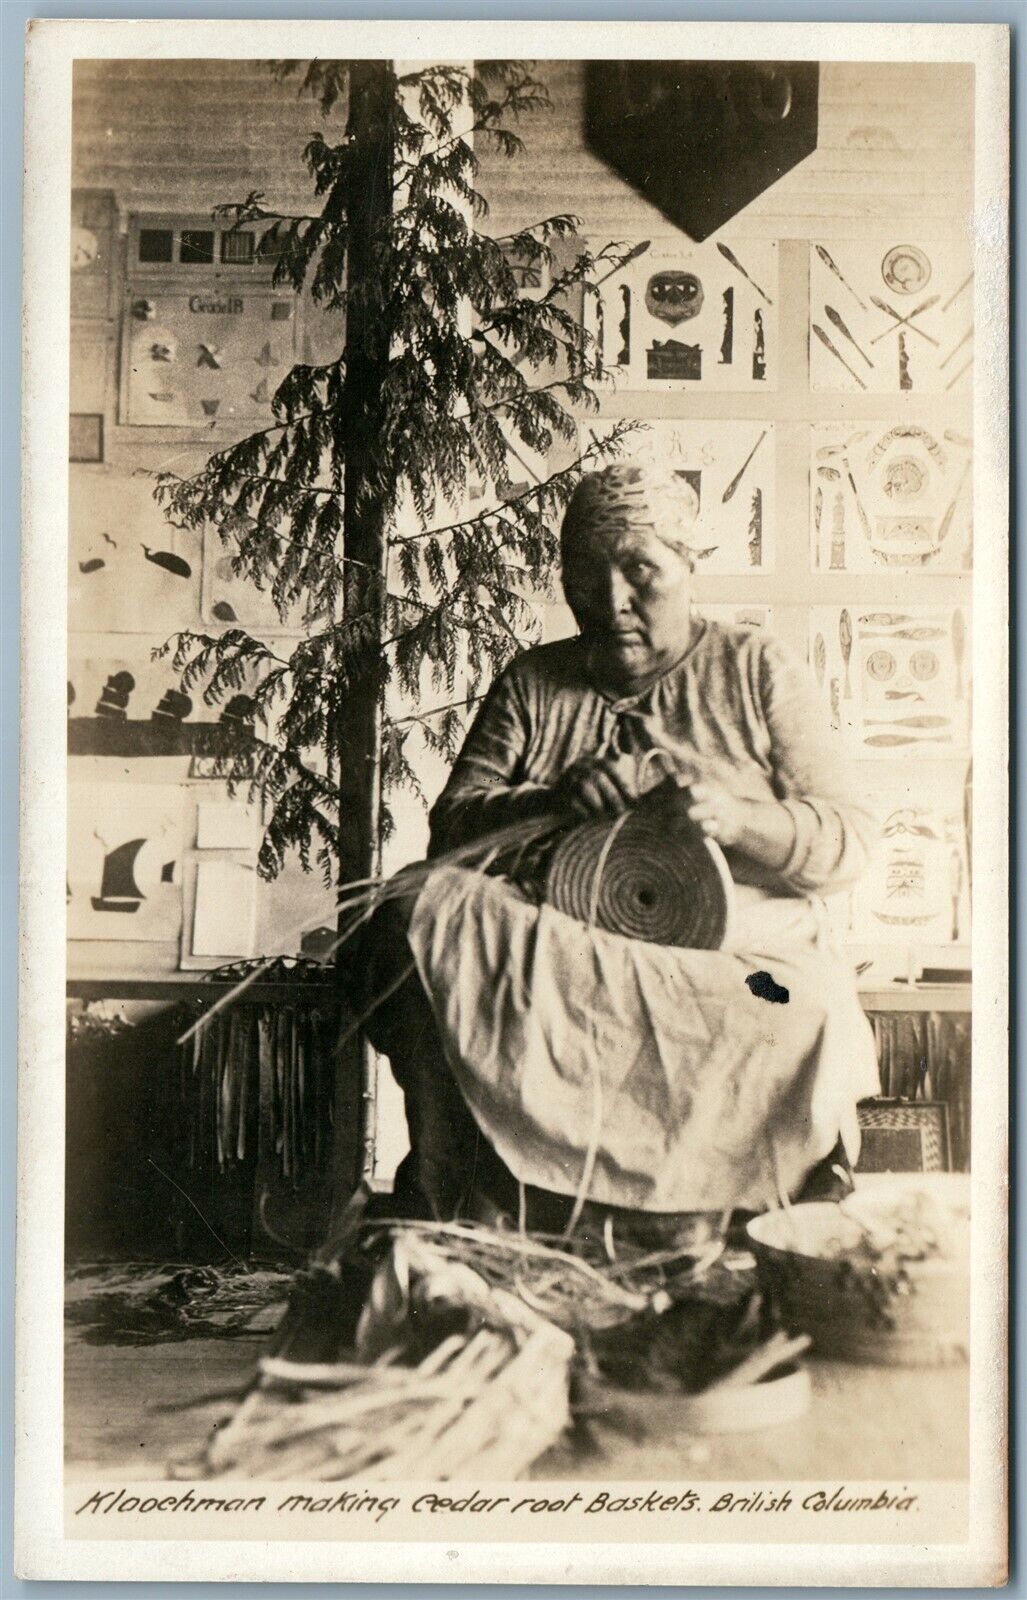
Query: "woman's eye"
624 562 653 583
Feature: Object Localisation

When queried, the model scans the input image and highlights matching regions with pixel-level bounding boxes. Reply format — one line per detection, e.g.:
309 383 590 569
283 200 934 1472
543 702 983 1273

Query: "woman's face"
562 524 694 689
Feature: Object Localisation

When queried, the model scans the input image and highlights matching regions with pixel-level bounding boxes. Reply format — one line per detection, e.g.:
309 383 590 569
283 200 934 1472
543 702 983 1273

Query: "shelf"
67 976 970 1013
859 984 971 1013
67 976 338 1005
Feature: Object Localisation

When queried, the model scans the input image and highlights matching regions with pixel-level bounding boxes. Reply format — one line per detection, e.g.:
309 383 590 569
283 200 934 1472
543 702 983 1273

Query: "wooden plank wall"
476 61 974 237
72 60 329 213
73 60 974 236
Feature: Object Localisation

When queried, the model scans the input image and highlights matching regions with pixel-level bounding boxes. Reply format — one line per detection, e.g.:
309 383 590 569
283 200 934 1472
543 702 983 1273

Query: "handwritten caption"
74 1485 920 1524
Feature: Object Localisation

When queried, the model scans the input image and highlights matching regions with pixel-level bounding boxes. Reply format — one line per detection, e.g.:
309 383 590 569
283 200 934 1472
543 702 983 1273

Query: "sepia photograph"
17 17 1008 1586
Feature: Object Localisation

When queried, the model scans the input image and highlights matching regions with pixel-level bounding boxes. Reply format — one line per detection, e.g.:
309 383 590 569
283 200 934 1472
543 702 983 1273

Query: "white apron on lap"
408 865 880 1214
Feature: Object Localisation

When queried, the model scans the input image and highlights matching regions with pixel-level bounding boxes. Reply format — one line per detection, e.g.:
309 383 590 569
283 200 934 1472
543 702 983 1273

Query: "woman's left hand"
679 775 750 848
672 772 796 872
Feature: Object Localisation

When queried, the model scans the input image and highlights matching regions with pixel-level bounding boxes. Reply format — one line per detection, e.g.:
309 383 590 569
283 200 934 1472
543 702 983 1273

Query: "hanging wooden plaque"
585 61 819 241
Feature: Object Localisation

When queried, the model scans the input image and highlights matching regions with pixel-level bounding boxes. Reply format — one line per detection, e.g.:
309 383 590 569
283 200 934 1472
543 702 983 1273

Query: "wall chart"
69 473 201 634
846 783 970 948
808 604 970 757
68 649 190 727
809 422 972 573
809 237 974 394
587 238 778 391
464 421 549 508
67 782 185 942
67 644 264 759
201 522 309 632
582 419 775 574
122 287 298 429
189 859 259 960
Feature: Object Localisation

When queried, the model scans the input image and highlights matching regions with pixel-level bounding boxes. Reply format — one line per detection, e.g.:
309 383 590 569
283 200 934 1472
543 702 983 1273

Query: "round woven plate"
544 788 734 950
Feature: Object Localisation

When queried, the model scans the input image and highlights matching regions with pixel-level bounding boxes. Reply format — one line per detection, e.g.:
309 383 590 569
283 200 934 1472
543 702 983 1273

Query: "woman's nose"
601 568 633 618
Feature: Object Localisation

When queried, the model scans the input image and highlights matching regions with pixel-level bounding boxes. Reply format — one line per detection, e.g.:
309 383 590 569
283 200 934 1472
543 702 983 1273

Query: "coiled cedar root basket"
544 780 735 950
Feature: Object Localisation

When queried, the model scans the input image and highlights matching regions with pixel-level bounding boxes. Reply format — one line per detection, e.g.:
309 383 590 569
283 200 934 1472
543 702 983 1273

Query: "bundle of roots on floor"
190 1227 578 1482
178 1209 794 1483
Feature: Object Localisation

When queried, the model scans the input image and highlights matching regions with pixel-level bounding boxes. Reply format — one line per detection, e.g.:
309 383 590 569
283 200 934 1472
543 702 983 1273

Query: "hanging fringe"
179 1003 339 1187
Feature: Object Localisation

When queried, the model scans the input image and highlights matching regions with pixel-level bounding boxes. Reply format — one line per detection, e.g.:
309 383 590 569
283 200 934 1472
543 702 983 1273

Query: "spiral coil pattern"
544 799 732 950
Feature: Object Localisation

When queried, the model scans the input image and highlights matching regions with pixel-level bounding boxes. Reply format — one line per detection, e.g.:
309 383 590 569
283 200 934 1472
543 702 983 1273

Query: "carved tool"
949 847 963 941
747 488 763 566
881 243 932 297
815 431 869 461
861 627 945 640
721 429 767 503
873 910 936 926
867 424 943 465
898 333 912 390
869 295 940 347
719 288 734 364
941 270 973 313
617 285 631 367
945 357 972 392
593 238 651 292
884 690 926 701
940 324 973 369
866 716 950 728
752 309 766 381
593 295 605 376
815 245 867 311
829 679 841 731
829 491 846 570
864 733 953 747
865 649 895 685
937 460 970 545
813 324 866 389
888 292 940 327
817 465 841 481
842 457 872 544
952 608 966 700
825 305 873 367
506 436 545 487
716 242 772 305
858 612 914 626
839 609 853 699
813 633 826 688
813 487 823 566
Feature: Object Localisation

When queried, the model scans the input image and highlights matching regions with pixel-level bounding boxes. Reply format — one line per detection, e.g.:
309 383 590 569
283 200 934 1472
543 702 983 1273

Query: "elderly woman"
355 464 880 1228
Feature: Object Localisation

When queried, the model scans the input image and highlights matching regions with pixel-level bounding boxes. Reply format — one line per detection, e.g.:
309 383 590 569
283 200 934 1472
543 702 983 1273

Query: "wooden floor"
65 1323 969 1484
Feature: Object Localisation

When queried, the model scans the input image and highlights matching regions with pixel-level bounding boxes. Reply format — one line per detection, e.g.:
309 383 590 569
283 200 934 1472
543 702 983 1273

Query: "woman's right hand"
552 754 636 818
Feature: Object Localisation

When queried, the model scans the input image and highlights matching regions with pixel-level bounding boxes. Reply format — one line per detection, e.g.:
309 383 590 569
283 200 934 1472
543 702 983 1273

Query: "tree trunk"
332 60 395 1206
338 59 394 886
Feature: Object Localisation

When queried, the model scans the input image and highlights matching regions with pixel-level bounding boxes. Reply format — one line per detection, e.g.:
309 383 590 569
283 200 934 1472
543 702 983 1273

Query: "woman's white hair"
561 463 701 565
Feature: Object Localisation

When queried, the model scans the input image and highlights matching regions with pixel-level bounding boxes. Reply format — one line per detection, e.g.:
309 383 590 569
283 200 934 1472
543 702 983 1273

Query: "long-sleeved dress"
398 620 881 1215
428 620 873 897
